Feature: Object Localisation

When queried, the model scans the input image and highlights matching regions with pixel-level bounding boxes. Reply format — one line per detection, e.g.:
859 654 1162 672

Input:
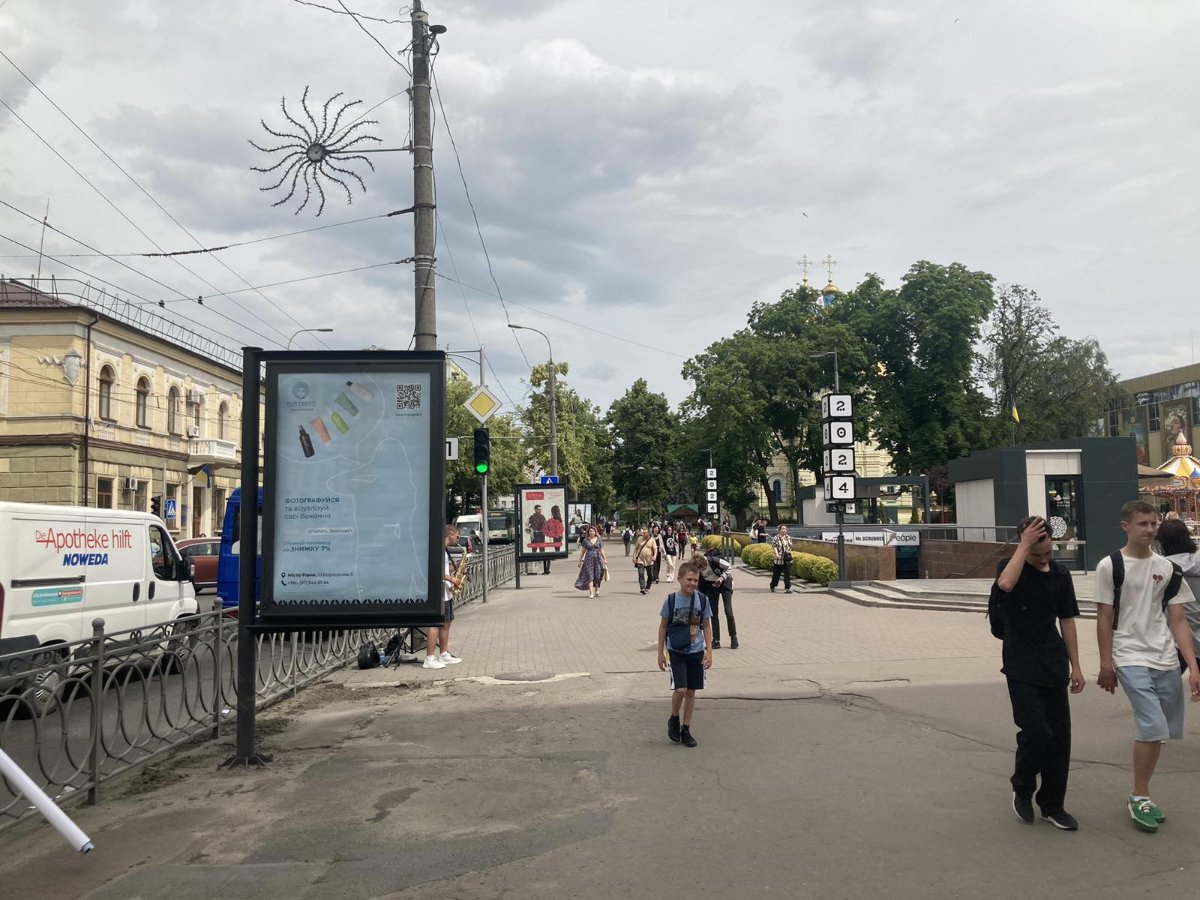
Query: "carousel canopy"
1157 430 1200 479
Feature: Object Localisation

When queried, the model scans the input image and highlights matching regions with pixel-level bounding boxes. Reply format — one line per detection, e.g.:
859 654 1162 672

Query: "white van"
0 502 198 657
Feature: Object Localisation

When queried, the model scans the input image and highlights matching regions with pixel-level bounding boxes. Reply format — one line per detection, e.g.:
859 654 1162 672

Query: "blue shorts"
668 651 705 692
1117 665 1185 742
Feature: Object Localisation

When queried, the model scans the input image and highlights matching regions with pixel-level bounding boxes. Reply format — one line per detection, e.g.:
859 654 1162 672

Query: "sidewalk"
6 558 1200 900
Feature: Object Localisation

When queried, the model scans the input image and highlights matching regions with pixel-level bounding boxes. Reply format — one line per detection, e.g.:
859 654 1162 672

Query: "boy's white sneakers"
422 655 446 669
440 651 463 665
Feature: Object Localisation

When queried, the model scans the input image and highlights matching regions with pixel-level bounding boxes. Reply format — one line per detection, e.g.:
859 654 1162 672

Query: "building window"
771 480 783 503
96 477 114 509
136 377 150 428
167 386 180 435
98 365 116 421
218 402 228 440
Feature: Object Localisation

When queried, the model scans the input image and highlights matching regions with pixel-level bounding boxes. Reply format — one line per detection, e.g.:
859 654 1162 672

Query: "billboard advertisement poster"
516 484 569 562
1119 407 1150 466
259 353 446 626
1163 402 1190 448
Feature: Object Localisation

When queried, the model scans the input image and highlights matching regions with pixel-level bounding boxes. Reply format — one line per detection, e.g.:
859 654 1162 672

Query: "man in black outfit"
991 516 1086 831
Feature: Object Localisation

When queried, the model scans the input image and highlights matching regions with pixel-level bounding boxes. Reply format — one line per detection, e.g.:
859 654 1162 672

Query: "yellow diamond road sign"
465 385 502 424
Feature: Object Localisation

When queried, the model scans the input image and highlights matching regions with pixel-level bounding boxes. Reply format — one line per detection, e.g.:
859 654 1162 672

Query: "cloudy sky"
1 0 1197 416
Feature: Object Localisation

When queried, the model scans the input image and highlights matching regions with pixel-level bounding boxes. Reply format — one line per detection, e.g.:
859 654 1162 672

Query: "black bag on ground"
357 641 380 669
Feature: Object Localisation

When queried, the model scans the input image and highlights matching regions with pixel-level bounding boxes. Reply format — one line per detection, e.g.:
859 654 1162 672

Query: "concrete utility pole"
411 2 437 351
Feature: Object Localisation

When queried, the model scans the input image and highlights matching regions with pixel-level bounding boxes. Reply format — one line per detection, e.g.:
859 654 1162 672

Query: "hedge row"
700 534 750 551
738 541 838 586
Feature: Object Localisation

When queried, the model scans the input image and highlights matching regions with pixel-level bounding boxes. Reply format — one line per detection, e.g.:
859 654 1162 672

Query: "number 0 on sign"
823 421 854 446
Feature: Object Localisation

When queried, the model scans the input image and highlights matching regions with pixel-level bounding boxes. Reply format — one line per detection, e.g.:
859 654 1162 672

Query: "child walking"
657 560 713 747
1096 500 1200 833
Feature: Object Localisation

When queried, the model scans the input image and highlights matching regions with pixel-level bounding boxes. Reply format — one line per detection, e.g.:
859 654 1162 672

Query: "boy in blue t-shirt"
657 560 713 747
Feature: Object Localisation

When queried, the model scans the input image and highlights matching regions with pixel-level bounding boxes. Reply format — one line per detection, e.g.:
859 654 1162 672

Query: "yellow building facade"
0 280 257 537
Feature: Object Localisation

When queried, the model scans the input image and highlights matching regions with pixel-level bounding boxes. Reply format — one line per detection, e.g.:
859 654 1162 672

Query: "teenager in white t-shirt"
1095 501 1199 833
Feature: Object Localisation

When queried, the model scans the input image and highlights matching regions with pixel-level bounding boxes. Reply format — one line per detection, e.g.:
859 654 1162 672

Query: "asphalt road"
5 562 1200 899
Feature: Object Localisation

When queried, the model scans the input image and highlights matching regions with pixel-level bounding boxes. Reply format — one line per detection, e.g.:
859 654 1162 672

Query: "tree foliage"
607 378 679 517
445 377 526 517
980 284 1124 441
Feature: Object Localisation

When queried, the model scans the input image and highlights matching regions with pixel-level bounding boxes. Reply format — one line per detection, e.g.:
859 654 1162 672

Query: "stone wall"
0 448 78 503
791 539 896 581
919 540 1007 579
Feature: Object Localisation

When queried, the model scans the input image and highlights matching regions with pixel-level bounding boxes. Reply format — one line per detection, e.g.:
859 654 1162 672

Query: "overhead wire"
0 49 329 349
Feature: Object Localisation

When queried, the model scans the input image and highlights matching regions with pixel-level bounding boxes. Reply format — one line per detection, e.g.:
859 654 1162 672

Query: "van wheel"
166 617 200 673
22 646 70 716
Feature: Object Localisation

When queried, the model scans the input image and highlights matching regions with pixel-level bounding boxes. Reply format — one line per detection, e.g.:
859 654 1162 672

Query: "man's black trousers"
703 582 735 644
1007 678 1071 815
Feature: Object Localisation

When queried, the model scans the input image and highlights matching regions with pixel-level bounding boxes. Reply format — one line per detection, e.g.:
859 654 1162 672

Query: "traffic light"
473 428 490 475
150 495 162 517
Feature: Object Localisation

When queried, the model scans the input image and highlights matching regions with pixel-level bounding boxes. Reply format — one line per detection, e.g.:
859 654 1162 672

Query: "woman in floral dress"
574 525 608 597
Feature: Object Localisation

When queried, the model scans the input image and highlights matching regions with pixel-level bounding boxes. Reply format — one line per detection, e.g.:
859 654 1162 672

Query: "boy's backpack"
665 591 703 652
986 557 1009 640
357 640 380 669
1109 551 1186 671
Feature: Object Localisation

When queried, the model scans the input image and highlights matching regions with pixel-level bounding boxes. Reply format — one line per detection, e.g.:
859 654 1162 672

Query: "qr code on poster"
395 383 423 410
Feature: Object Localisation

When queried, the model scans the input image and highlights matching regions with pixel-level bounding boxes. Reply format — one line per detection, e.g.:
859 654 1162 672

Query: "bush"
700 535 724 551
793 552 837 585
739 543 774 569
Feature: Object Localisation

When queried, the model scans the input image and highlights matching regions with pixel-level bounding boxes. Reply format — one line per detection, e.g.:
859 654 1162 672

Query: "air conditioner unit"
187 389 204 405
187 425 201 438
123 477 139 492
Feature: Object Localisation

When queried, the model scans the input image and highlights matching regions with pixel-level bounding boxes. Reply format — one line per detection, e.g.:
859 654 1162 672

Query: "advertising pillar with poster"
257 351 446 628
516 484 570 562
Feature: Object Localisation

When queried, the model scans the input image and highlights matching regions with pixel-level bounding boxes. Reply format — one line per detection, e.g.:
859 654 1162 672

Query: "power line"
434 272 688 359
430 68 535 370
292 0 405 25
0 49 329 349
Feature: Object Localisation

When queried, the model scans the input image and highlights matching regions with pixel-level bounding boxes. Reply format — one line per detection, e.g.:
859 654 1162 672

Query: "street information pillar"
821 392 857 588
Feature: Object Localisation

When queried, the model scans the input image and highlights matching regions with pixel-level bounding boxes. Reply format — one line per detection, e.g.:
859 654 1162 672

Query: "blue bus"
216 487 262 609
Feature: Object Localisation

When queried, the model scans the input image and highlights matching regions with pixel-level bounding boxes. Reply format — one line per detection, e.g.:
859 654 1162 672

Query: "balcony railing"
188 438 239 464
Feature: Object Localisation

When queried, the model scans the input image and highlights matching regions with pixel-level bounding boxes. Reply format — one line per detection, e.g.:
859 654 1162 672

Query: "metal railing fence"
0 547 514 836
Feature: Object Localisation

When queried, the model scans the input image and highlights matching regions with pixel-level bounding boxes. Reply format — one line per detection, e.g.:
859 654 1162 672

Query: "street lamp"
809 350 839 392
287 327 333 350
509 323 557 477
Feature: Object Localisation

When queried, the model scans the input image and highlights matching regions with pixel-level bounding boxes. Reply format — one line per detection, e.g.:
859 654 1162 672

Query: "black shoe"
680 727 697 748
712 640 721 649
1013 793 1035 824
730 637 739 649
640 589 646 594
1041 810 1079 831
668 715 681 743
770 586 776 592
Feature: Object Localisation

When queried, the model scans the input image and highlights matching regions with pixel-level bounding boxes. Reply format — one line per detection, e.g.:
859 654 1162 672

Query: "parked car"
176 537 220 591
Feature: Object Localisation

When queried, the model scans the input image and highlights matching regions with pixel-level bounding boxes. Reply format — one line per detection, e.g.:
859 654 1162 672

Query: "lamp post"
286 327 333 349
508 324 557 477
810 349 848 587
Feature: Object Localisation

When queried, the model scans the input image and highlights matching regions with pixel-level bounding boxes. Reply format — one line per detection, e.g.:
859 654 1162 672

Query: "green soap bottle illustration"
298 425 315 458
335 392 360 417
330 410 350 434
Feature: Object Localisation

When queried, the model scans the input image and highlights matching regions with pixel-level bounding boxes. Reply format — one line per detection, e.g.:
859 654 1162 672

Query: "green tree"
607 378 679 516
854 261 998 474
519 360 615 512
445 377 526 517
980 284 1124 441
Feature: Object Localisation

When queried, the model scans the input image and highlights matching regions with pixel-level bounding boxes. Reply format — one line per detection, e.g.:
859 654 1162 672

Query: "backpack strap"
1164 563 1184 609
667 592 676 621
1110 551 1125 631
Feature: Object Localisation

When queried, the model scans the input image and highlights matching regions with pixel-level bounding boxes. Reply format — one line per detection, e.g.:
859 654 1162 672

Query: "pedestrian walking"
574 525 608 598
633 527 658 594
650 524 666 584
770 525 793 593
663 528 679 581
657 560 713 748
1095 500 1199 833
989 516 1084 830
699 549 737 649
622 525 634 556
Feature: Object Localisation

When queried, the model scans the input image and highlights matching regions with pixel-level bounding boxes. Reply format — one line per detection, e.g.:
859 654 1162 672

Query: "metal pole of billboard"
223 347 271 768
